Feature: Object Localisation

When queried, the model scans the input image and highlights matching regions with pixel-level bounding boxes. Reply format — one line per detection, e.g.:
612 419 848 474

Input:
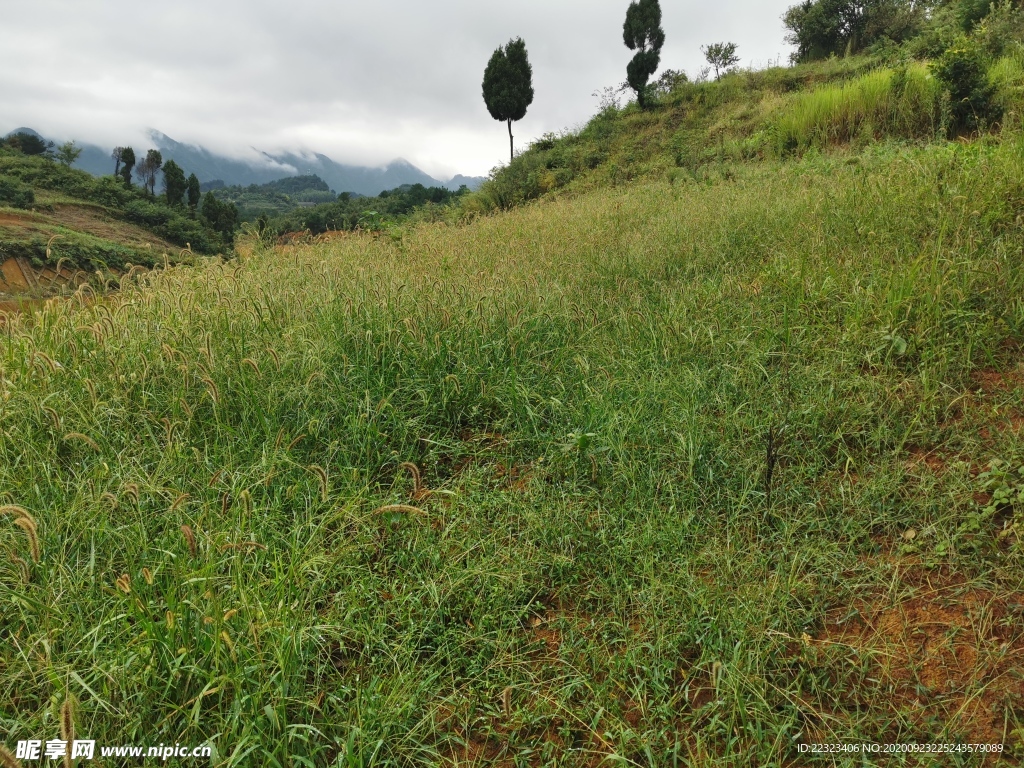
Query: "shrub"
0 175 35 208
973 0 1024 58
931 40 1001 133
124 199 172 227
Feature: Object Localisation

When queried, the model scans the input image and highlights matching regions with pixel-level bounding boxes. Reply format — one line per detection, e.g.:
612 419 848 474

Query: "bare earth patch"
972 366 1024 396
816 565 1024 760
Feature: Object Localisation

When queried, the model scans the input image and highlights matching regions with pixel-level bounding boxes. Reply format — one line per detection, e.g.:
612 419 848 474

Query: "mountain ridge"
3 127 486 195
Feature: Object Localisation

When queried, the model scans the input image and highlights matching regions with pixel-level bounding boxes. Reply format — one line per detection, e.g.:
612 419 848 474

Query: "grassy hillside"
465 44 1024 214
0 149 232 295
2 127 1024 766
0 196 182 281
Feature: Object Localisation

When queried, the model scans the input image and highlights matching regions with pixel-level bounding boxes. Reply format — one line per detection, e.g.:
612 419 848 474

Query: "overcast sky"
1 1 795 179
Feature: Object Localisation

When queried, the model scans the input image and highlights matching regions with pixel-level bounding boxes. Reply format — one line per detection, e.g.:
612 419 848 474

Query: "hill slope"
467 50 1024 213
4 8 1024 761
3 127 1024 762
0 147 233 297
0 199 180 304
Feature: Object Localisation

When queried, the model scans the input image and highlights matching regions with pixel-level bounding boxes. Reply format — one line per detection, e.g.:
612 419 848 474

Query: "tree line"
109 146 238 241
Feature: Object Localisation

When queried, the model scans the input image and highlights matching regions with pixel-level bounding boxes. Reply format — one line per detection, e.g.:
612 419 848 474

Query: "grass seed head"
42 405 60 430
372 504 426 518
34 351 59 373
400 462 431 501
219 541 267 553
60 695 75 744
201 376 220 404
0 505 34 523
115 573 131 594
13 517 40 562
63 432 100 452
10 553 29 583
124 483 140 505
308 464 328 502
180 524 197 556
0 745 22 768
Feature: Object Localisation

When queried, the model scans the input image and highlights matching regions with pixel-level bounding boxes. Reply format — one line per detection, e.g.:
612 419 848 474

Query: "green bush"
0 174 35 208
160 216 219 253
932 39 1002 133
973 0 1024 57
124 199 172 227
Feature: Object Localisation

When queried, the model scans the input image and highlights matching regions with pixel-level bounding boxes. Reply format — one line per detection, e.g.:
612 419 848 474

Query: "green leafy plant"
703 42 740 81
931 39 1001 133
976 459 1024 532
356 210 386 232
54 141 82 168
0 174 35 208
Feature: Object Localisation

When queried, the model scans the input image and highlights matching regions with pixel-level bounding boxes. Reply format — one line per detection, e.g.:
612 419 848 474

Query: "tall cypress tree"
163 159 187 206
119 147 136 187
186 173 201 216
482 37 535 163
623 0 665 108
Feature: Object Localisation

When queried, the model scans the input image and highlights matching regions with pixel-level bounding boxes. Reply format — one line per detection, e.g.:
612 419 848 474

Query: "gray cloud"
1 1 794 178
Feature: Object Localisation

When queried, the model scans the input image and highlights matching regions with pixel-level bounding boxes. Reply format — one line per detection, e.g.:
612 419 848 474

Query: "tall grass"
991 49 1024 125
771 64 943 152
1 135 1024 765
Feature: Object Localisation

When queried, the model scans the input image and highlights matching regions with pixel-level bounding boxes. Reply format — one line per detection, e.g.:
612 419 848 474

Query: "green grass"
2 130 1024 765
462 52 1024 217
770 63 943 152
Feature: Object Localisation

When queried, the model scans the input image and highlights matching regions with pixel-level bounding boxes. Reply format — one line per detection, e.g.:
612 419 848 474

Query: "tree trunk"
508 119 514 164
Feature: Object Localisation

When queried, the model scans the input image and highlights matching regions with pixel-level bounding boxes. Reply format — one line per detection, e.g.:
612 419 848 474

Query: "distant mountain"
267 150 444 197
446 174 487 191
74 144 120 177
5 127 486 195
144 131 299 188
